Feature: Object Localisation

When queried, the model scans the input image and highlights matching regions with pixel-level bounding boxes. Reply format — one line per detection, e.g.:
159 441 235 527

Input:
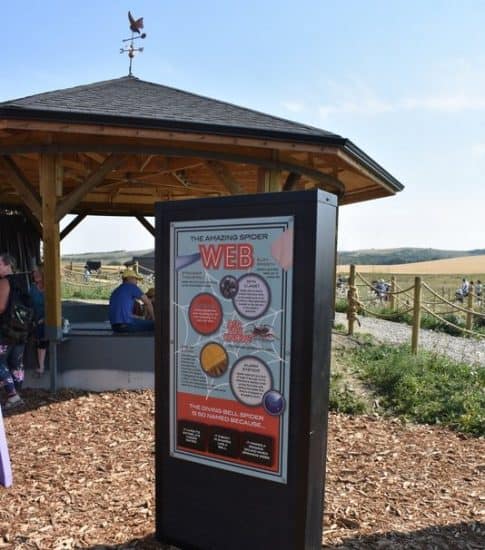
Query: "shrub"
335 298 348 313
329 371 368 415
348 343 484 436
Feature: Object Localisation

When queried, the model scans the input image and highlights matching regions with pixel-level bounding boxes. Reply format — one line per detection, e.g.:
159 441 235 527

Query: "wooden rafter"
0 155 42 221
60 213 87 241
205 160 243 194
55 154 124 221
172 171 193 188
135 214 155 236
282 172 301 191
0 143 346 197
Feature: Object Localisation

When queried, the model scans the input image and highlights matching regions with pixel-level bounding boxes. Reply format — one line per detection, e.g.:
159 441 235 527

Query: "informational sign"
169 216 294 483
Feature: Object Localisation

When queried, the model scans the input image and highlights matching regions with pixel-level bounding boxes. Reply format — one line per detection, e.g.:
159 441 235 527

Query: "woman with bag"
0 253 25 411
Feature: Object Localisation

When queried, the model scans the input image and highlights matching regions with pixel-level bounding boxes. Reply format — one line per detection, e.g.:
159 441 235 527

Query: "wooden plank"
205 161 243 194
55 154 124 220
0 119 340 155
140 154 155 171
40 153 62 335
0 155 42 220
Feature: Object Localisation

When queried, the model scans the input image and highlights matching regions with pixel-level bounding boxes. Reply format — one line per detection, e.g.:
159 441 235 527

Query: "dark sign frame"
155 190 337 550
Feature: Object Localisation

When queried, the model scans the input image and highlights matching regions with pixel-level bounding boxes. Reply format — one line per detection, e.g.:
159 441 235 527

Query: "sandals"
34 368 45 377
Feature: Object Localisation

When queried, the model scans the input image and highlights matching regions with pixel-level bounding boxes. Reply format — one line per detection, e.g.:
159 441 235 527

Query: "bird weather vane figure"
120 11 147 76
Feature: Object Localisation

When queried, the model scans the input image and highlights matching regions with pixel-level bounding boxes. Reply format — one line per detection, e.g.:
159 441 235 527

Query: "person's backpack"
0 277 34 344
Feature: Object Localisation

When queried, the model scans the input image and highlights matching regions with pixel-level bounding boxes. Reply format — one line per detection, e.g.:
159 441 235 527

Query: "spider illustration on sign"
249 324 278 340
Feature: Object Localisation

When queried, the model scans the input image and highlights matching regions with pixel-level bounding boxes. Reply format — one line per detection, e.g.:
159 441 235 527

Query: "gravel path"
335 312 485 366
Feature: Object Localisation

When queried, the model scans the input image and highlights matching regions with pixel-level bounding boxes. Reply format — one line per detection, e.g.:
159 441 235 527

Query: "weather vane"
120 11 147 76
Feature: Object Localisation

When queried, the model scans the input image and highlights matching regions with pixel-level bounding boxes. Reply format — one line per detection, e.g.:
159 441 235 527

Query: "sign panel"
169 216 293 483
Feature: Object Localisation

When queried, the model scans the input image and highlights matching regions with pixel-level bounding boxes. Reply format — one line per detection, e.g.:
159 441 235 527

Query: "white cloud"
317 62 485 118
319 92 485 118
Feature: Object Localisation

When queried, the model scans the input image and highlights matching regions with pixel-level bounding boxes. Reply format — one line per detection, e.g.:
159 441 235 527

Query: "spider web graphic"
173 264 287 401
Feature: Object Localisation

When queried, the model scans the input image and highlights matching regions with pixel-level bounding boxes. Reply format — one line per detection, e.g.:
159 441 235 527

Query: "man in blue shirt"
109 268 154 332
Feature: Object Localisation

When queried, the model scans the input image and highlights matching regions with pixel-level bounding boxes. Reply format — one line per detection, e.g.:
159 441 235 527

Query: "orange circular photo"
200 342 229 378
189 293 223 335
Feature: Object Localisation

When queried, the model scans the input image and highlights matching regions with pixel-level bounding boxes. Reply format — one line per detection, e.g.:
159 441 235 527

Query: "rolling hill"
337 254 485 275
62 247 485 273
337 247 485 266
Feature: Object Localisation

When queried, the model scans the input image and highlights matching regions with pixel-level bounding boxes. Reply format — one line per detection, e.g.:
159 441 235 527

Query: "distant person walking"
0 253 26 410
461 278 470 297
109 269 154 333
475 280 482 305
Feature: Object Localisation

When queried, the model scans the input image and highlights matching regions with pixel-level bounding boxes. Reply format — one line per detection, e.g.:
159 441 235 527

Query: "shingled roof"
0 75 346 144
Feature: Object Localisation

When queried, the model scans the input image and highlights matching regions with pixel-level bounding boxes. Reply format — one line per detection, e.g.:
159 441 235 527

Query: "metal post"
411 277 422 354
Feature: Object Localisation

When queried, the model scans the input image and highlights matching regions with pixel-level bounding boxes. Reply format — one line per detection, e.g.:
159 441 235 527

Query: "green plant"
335 298 348 313
333 322 346 332
61 282 113 301
365 305 413 325
347 343 484 436
329 371 368 415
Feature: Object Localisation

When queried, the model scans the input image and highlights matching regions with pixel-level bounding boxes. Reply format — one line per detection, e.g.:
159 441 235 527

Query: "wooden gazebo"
0 75 403 381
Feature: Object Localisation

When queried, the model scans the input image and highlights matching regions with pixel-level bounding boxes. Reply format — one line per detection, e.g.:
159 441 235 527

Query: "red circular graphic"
189 293 223 335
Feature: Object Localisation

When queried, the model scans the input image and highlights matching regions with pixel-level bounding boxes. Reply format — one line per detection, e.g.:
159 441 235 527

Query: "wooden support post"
466 290 474 332
265 169 281 192
40 153 62 390
390 276 396 311
347 264 356 336
411 277 422 355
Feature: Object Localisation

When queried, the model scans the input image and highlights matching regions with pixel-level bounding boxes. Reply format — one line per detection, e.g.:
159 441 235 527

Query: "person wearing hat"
109 268 154 332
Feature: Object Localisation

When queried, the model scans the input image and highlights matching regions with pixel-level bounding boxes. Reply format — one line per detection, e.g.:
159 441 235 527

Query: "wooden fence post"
466 290 474 332
347 264 356 336
390 276 396 311
411 276 422 355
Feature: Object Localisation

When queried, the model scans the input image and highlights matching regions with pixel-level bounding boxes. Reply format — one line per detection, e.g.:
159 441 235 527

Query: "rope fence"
344 265 485 353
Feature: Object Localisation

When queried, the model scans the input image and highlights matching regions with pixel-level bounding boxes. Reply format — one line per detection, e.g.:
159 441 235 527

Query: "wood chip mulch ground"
1 389 483 549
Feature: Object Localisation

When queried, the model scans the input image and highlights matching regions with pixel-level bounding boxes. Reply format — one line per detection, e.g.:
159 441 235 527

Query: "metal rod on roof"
120 11 147 76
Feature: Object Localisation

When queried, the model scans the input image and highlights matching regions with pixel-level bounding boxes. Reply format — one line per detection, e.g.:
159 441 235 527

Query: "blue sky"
2 1 484 253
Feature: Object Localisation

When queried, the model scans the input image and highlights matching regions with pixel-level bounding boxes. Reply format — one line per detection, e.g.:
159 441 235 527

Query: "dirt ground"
1 389 483 549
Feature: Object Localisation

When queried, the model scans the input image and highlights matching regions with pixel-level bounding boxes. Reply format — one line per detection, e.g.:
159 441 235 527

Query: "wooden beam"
55 154 124 221
0 144 345 196
0 155 42 221
60 213 87 241
40 153 62 336
140 154 155 171
172 171 193 188
206 161 243 194
1 118 341 155
282 172 301 191
135 215 155 236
